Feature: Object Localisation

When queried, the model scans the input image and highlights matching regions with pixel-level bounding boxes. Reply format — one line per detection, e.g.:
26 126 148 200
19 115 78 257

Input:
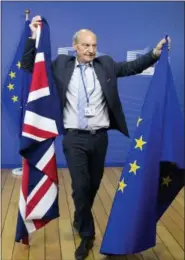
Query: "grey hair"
72 29 96 44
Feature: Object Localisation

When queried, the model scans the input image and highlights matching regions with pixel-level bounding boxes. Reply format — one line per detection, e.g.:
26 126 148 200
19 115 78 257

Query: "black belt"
65 128 107 135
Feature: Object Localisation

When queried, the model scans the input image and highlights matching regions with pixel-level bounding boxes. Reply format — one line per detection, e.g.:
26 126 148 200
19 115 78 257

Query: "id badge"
84 106 96 117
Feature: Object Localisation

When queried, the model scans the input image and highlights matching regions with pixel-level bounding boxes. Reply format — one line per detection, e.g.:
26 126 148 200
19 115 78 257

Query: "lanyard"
79 64 96 105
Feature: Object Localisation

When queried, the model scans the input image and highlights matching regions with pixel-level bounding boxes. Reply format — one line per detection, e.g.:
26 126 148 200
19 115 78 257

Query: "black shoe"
75 238 94 260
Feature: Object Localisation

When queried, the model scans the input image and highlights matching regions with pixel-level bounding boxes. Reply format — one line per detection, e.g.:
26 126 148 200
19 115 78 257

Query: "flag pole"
12 9 30 177
25 9 30 21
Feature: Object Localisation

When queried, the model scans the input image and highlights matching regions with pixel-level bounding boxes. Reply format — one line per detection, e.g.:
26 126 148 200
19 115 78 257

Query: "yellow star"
9 71 16 79
118 178 127 192
129 160 140 175
137 117 143 127
7 83 15 91
16 61 21 69
135 136 147 151
162 176 172 187
11 95 18 102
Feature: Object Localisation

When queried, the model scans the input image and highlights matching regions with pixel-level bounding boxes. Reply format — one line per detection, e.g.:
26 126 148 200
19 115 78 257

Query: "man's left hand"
153 36 171 57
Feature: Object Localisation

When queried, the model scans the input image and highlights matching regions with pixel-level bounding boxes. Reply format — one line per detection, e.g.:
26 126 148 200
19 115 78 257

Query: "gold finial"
25 9 30 21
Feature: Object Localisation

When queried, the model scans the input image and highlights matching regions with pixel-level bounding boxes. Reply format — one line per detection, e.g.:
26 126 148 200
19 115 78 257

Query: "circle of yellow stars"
7 60 21 103
117 116 174 194
117 116 146 193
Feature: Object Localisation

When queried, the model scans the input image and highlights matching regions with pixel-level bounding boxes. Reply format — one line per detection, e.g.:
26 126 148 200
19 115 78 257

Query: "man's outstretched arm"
114 37 171 77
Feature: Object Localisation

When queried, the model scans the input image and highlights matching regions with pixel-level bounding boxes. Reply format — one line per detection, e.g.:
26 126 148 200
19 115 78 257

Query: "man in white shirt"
21 15 170 260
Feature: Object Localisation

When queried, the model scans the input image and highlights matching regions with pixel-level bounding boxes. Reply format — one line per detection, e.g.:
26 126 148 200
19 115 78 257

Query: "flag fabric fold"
15 17 62 244
100 39 184 255
2 20 32 136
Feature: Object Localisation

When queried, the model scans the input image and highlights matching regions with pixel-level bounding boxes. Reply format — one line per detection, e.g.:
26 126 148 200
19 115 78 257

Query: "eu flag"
2 20 32 136
100 40 184 255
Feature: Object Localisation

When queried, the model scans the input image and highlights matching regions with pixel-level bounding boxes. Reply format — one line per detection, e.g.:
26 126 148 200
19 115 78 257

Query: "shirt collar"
75 58 93 68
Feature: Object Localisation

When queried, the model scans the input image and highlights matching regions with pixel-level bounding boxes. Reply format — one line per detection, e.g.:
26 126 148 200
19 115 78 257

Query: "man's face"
73 31 97 63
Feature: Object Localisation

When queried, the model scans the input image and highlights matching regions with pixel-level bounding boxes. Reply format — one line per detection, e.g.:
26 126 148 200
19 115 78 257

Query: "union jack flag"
15 18 62 244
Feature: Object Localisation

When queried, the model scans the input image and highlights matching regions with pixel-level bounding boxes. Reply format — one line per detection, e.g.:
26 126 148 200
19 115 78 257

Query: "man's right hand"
29 15 42 39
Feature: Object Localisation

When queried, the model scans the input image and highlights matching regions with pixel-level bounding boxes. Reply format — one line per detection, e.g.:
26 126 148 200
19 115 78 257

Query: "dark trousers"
62 129 108 238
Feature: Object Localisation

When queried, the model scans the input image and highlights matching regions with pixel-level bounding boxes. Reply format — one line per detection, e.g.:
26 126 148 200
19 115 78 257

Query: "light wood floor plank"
62 169 94 260
175 196 184 208
29 228 45 260
157 223 184 260
126 255 143 260
171 200 184 218
58 170 76 260
1 170 8 190
165 206 184 232
179 189 184 198
2 176 21 260
152 239 174 260
1 173 16 233
160 213 184 249
12 243 29 260
91 214 107 260
45 219 62 260
1 168 184 260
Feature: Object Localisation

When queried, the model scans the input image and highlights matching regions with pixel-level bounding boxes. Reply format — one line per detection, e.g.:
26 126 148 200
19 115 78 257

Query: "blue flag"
100 40 184 255
2 20 32 136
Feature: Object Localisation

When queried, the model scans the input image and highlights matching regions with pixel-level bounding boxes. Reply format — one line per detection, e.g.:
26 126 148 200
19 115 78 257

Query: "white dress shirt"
63 59 110 130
